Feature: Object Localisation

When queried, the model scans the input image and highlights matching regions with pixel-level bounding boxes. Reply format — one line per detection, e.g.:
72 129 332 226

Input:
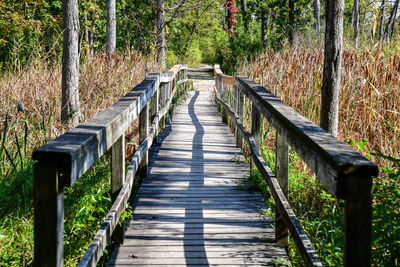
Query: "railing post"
231 85 238 133
275 133 289 246
344 176 372 266
222 83 228 124
159 82 167 127
176 70 180 103
34 162 64 267
111 134 126 244
151 82 159 143
251 103 261 167
182 65 187 93
138 102 149 179
236 88 244 149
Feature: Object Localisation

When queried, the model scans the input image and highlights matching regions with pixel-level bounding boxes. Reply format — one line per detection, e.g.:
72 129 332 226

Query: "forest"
0 0 399 266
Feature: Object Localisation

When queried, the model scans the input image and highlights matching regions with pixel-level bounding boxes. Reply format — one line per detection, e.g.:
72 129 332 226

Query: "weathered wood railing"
32 65 188 267
213 64 379 267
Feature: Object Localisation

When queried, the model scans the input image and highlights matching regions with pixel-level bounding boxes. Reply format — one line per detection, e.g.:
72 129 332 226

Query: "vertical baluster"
111 134 126 244
344 176 372 266
176 70 180 103
159 82 167 127
236 89 244 149
251 104 261 168
231 84 238 133
222 82 228 124
275 133 289 246
34 162 64 267
138 102 149 179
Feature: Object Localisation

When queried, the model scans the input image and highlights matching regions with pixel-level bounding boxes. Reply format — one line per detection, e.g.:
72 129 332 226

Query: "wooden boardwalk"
108 89 288 266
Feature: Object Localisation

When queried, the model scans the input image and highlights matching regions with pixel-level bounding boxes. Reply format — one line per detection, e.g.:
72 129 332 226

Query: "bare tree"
106 0 116 58
390 0 399 37
320 0 344 136
384 0 400 39
61 0 81 125
288 0 294 44
379 0 386 38
352 0 360 46
241 0 249 31
313 0 320 37
157 0 166 70
261 9 269 49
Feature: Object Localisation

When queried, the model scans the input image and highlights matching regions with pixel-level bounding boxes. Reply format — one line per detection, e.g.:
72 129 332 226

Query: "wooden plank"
79 68 180 267
138 102 149 179
108 91 287 266
214 92 322 266
108 257 283 265
275 133 288 246
33 73 161 187
111 134 126 244
111 243 283 253
236 76 378 198
33 162 64 267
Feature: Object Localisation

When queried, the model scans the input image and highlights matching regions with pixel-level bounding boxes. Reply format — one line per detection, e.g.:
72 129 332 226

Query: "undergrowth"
0 48 156 266
235 43 399 266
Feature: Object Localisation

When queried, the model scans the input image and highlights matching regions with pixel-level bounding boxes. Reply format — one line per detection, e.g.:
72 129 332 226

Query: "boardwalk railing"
32 65 188 267
213 64 379 267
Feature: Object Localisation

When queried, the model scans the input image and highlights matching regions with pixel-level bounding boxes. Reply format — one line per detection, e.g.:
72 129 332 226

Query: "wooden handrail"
33 64 188 267
213 65 378 267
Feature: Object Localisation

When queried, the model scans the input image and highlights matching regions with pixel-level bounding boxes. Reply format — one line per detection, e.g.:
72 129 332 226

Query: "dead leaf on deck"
131 252 138 258
217 172 225 174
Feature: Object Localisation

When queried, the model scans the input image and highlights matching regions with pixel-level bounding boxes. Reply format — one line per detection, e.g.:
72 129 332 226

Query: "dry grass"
0 49 158 157
238 44 400 166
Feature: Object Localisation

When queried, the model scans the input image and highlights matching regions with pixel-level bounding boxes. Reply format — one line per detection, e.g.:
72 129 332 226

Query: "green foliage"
371 150 400 265
63 156 112 265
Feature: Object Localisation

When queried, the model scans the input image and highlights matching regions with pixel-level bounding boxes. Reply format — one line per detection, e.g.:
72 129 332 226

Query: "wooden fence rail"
213 64 378 267
32 65 188 267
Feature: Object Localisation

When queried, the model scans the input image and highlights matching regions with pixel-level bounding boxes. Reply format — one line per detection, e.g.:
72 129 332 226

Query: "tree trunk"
352 0 360 47
390 1 399 38
88 13 94 55
241 0 249 31
379 0 386 38
61 0 81 125
183 23 197 58
320 0 344 136
384 0 400 39
313 0 320 37
261 9 269 49
157 0 166 70
106 0 116 57
288 0 295 44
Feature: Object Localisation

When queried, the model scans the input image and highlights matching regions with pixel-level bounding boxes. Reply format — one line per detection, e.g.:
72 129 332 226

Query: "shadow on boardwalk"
107 90 287 266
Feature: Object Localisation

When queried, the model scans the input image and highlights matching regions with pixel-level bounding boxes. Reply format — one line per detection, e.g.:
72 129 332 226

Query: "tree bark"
390 1 399 37
157 0 166 70
241 0 249 31
288 0 295 44
313 0 320 37
106 0 116 57
61 0 81 125
384 0 400 39
379 0 386 38
88 9 95 55
352 0 360 47
320 0 344 136
183 23 197 58
261 9 269 49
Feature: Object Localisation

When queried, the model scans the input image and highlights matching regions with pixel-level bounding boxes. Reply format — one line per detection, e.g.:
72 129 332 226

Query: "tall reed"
238 44 399 165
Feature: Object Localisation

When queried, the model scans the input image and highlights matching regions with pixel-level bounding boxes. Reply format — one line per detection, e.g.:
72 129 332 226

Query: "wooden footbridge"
33 65 378 267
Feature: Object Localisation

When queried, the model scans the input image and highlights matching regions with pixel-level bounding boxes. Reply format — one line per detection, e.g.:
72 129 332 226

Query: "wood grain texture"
214 92 322 266
108 90 287 266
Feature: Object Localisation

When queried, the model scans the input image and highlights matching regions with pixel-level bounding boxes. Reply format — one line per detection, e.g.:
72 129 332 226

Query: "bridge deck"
107 89 288 266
